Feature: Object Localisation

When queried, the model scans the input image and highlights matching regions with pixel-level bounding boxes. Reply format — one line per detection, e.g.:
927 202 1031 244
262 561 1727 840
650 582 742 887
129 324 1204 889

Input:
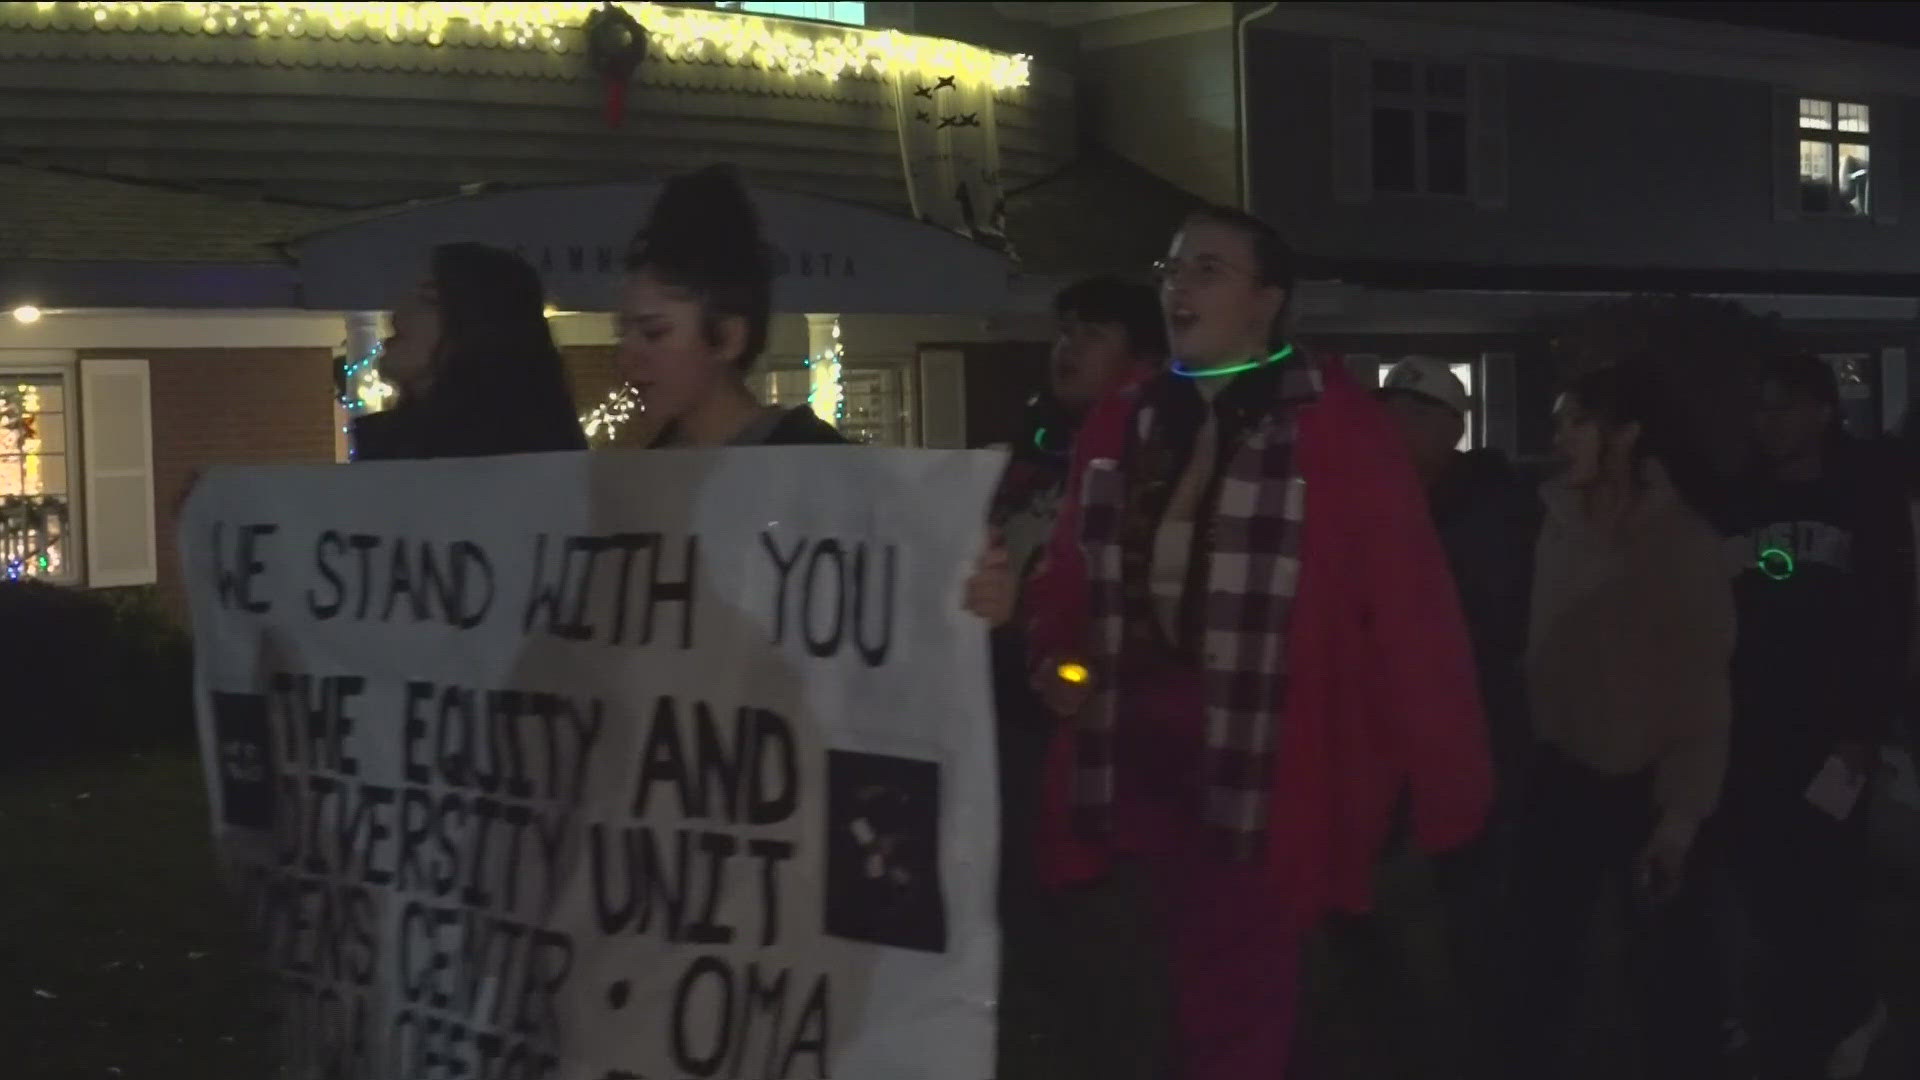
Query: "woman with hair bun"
616 164 846 447
624 164 1016 613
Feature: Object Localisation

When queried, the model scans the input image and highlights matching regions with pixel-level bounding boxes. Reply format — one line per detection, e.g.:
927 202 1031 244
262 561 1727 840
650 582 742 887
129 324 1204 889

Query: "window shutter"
1874 96 1901 225
1883 347 1909 432
917 348 966 449
80 358 157 588
1773 88 1802 222
1330 41 1372 205
1469 58 1509 209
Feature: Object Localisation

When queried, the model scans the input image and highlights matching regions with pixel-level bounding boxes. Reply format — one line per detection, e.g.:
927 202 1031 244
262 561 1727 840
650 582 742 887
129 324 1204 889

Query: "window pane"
29 454 67 495
840 367 906 446
1426 62 1468 99
1799 139 1834 213
1799 98 1833 130
1426 110 1469 195
1371 59 1415 94
1372 107 1417 192
1839 143 1870 215
25 382 64 413
0 378 67 497
753 366 811 407
1838 102 1870 134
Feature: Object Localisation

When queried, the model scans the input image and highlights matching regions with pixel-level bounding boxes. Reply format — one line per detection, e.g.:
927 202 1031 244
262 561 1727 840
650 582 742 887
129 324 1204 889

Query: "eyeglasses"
1152 256 1256 290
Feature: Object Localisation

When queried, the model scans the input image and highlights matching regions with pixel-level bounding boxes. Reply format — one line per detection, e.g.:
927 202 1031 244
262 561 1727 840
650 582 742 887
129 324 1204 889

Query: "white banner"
891 72 1011 254
180 448 1004 1080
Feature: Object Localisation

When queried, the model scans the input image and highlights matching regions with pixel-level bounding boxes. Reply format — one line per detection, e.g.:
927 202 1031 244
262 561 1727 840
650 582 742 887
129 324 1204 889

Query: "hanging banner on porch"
891 71 1012 254
180 447 1003 1080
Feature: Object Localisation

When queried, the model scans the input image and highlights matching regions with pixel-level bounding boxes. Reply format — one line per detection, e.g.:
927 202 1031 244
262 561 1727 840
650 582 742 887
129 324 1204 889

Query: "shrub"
0 582 194 770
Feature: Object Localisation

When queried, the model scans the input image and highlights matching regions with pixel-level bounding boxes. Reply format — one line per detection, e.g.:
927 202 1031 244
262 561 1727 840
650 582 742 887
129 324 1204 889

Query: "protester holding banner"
352 242 588 460
1018 204 1492 1080
617 164 846 448
987 275 1168 1080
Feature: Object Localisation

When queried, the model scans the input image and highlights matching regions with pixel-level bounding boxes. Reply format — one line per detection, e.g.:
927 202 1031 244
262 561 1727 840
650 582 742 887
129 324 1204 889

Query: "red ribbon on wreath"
585 3 647 129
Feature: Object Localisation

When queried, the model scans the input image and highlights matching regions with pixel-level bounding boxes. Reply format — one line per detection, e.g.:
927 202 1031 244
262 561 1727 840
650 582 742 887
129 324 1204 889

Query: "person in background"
1714 354 1904 1080
1513 360 1732 1079
1377 359 1540 804
1019 204 1491 1080
988 276 1167 1080
993 277 1167 586
617 164 845 448
352 242 587 460
1360 358 1541 1075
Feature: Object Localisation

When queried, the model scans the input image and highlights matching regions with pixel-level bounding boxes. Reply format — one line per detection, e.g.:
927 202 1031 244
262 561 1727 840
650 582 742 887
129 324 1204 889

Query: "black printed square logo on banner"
823 750 948 954
212 692 276 831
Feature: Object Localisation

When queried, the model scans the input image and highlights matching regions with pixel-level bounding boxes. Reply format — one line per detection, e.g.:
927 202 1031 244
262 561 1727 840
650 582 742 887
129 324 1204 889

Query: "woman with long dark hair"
1512 359 1734 1078
615 164 843 447
352 242 586 460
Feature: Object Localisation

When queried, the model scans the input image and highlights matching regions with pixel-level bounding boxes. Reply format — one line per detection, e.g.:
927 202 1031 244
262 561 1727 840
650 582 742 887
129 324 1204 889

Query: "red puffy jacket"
1025 357 1492 926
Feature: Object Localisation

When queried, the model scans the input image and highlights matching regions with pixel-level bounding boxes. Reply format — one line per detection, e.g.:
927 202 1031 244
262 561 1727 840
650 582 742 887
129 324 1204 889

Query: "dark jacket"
351 397 586 461
1432 448 1543 806
1720 439 1913 799
756 406 849 446
648 405 848 448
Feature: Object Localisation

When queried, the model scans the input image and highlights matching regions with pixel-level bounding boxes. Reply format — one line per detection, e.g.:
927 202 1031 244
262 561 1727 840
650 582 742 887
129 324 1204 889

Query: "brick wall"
85 348 338 614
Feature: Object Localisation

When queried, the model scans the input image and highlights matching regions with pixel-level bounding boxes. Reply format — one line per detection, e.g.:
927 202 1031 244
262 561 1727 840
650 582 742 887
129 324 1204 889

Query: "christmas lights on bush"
336 340 395 449
43 2 1032 89
581 383 640 445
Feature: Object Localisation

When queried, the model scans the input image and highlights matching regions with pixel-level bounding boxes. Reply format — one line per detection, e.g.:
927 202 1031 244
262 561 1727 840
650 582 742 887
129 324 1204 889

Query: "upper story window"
715 2 867 26
1797 97 1872 217
1369 58 1471 198
1331 46 1505 209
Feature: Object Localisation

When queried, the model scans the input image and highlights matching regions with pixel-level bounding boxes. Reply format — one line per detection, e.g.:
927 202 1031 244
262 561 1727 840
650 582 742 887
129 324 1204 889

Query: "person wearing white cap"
1366 356 1543 1076
1378 358 1471 488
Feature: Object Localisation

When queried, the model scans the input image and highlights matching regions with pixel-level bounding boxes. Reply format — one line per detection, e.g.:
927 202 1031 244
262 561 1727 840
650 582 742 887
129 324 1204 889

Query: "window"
714 1 866 26
0 357 155 589
1370 58 1471 197
0 370 74 581
838 365 914 446
1798 97 1871 216
753 361 916 446
1375 358 1479 450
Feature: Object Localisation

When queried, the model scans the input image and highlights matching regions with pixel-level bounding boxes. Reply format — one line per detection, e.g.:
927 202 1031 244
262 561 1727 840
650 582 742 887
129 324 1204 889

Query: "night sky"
1583 2 1920 49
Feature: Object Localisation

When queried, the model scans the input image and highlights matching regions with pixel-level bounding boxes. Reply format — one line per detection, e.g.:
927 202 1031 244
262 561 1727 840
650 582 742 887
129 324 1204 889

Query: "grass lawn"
6 748 1915 1080
0 750 277 1080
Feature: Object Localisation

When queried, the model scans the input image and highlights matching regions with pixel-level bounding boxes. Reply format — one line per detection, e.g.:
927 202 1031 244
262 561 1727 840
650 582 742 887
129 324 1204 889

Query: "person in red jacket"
1017 204 1492 1079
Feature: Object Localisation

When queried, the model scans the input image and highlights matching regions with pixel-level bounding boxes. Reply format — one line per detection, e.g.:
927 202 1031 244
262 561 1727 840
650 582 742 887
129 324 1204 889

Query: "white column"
805 313 843 425
344 311 383 365
337 311 386 462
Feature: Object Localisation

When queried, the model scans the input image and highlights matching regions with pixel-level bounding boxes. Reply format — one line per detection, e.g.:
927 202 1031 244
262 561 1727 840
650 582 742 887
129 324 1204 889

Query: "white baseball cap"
1381 358 1470 416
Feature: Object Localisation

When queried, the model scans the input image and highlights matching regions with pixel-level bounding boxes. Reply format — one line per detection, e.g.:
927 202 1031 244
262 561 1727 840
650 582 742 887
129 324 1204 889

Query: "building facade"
0 1 1084 603
1014 1 1920 457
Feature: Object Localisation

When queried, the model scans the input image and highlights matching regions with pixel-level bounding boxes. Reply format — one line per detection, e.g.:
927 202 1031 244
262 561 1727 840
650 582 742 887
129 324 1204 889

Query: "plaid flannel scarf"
1075 358 1323 857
